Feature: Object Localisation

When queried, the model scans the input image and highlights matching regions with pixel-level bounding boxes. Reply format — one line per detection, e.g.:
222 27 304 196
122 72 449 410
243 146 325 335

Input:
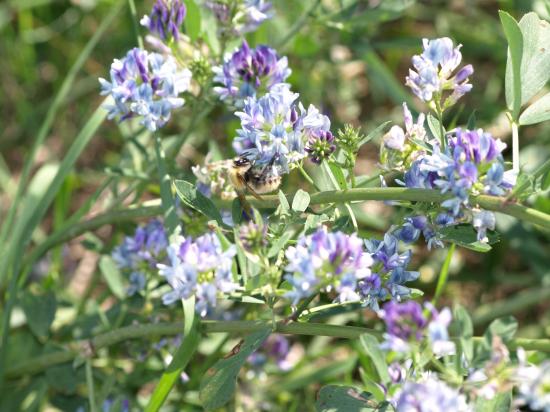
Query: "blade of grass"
127 0 144 49
0 1 124 251
154 136 179 233
431 243 455 306
145 319 200 412
86 359 98 412
0 102 108 382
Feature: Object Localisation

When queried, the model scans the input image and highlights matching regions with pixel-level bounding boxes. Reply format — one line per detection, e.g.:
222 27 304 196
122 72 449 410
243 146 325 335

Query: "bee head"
233 156 252 172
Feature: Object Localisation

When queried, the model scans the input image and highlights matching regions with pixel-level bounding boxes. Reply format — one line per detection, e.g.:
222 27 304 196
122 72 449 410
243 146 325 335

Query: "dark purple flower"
305 130 336 164
380 300 427 342
140 0 186 41
213 41 290 107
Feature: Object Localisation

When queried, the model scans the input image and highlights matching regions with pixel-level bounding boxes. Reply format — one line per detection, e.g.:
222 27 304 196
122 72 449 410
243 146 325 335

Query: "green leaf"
200 328 271 410
359 334 390 385
427 114 444 142
315 385 378 412
174 180 224 227
328 162 348 189
154 137 179 233
500 10 523 119
516 13 550 106
145 320 199 412
519 91 550 125
20 290 57 339
474 391 512 412
277 190 290 214
359 121 391 147
184 0 201 41
98 256 126 300
486 316 518 343
452 305 474 363
267 230 294 258
467 110 477 129
292 189 311 212
439 225 499 252
45 364 80 393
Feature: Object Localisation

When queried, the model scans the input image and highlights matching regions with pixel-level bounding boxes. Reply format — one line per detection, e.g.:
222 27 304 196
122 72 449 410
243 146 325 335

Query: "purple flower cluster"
305 130 336 164
99 48 192 131
360 232 420 308
204 0 273 35
284 226 373 305
393 376 471 411
112 219 168 295
379 300 455 357
213 41 291 107
406 37 473 108
157 232 238 316
140 0 186 41
403 128 516 241
234 83 331 172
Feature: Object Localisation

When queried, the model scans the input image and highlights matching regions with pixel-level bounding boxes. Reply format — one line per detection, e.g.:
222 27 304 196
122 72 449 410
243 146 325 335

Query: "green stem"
86 359 97 412
127 0 144 49
6 320 550 380
512 121 520 174
297 163 319 190
154 136 179 232
432 243 455 306
145 320 200 412
435 98 446 149
236 188 550 230
322 160 359 231
22 187 550 271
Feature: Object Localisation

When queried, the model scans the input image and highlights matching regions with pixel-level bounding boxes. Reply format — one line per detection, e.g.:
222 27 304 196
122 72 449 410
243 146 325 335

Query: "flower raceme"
213 41 291 107
233 83 332 173
112 219 168 296
283 227 419 309
406 37 473 109
157 233 238 317
379 300 455 357
140 0 186 42
99 48 191 131
401 128 516 242
283 226 373 305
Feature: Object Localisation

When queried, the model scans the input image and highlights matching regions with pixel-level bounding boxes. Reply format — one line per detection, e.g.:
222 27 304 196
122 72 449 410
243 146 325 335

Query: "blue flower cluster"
406 37 473 108
204 0 273 35
379 300 455 357
248 335 293 371
284 226 373 305
283 227 420 309
213 41 291 107
140 0 186 42
394 376 470 411
99 48 192 131
112 219 168 296
404 128 516 241
157 232 238 316
234 83 331 172
361 232 420 309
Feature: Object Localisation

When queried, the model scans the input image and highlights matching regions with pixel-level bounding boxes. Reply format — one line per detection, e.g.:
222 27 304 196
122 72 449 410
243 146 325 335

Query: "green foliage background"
1 0 549 410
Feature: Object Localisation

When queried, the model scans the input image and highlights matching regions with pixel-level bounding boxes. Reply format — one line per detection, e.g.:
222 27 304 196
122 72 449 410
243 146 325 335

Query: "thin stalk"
86 359 98 412
297 164 318 190
432 243 455 306
127 0 144 49
512 121 520 174
6 320 550 379
322 160 358 231
21 187 550 270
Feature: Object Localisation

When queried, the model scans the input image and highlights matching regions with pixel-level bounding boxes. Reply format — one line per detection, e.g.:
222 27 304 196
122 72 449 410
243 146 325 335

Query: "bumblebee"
228 156 282 201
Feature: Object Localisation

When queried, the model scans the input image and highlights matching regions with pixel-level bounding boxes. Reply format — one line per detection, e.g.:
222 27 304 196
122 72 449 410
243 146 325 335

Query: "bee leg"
244 183 264 201
237 191 254 220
